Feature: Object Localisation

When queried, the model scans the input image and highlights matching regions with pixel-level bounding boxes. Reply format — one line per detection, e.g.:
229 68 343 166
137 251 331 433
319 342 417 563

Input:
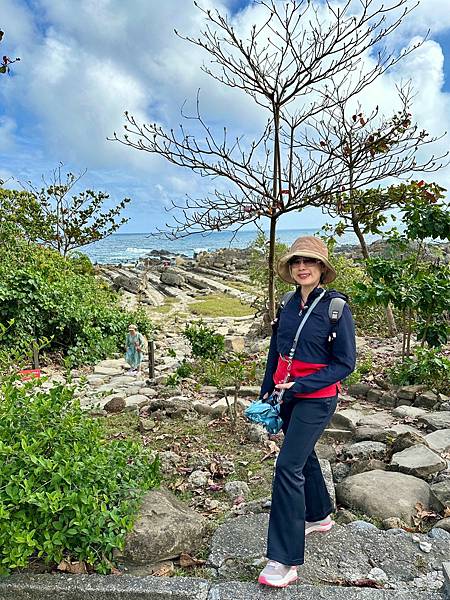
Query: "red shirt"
273 355 341 398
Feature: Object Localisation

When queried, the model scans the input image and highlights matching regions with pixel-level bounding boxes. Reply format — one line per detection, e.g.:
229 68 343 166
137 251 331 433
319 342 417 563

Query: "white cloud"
0 0 449 232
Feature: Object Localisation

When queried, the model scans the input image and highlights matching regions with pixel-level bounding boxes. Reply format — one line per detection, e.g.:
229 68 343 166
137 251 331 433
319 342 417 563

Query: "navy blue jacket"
260 286 356 399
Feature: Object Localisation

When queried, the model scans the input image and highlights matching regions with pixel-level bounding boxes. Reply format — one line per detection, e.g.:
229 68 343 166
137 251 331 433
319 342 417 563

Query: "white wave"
126 247 151 253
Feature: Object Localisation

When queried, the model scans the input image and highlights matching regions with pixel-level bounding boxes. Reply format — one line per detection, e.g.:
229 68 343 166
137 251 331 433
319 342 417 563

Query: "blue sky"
1 0 450 233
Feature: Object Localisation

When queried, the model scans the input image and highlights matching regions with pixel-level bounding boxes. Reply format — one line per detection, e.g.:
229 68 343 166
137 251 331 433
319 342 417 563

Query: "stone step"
0 574 445 600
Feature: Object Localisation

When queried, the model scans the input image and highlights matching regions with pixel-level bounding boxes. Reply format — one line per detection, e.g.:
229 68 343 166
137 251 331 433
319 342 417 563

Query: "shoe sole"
305 520 334 536
258 573 298 588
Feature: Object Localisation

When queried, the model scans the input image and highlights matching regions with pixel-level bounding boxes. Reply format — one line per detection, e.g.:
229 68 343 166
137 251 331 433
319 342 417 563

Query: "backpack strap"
328 297 346 345
328 297 346 323
279 290 295 310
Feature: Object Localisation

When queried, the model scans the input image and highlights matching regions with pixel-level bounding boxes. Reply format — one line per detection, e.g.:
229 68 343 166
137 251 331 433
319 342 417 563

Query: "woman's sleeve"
259 318 280 399
289 304 356 396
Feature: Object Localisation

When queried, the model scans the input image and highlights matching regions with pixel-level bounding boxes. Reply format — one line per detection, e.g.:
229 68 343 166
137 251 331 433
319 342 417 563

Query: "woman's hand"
275 382 295 390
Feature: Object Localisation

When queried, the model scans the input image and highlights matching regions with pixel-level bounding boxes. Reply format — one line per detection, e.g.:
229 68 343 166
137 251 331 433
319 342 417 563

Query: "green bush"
183 321 225 359
0 377 160 574
0 237 153 367
388 346 450 393
330 252 388 336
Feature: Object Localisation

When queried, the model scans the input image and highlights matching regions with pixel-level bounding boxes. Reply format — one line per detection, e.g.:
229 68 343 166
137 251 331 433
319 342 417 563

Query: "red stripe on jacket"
273 355 340 398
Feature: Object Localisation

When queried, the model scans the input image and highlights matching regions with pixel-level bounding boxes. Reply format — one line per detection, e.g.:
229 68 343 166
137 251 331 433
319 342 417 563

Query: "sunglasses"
288 256 322 267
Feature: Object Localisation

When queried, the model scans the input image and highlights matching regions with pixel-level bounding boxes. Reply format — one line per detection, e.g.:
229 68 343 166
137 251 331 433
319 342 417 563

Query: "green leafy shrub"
0 377 160 574
184 321 225 359
329 252 388 336
388 346 450 393
176 360 194 378
0 237 153 366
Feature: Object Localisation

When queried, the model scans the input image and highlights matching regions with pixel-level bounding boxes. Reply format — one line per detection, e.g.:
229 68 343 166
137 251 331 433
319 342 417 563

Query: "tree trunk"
268 216 277 321
352 214 397 337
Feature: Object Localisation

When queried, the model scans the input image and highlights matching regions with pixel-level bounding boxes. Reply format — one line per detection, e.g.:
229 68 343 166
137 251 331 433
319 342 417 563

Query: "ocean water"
81 228 379 264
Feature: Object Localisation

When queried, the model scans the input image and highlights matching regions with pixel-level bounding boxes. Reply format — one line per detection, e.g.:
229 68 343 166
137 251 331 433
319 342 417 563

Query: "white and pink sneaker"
258 560 298 587
305 515 334 535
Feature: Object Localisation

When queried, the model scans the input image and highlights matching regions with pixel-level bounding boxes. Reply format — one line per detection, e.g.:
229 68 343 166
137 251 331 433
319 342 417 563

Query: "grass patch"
225 280 255 294
152 296 179 314
189 293 254 317
102 411 275 505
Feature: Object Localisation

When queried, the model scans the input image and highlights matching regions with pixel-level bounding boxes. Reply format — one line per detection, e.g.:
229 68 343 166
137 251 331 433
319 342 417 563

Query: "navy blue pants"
266 394 338 566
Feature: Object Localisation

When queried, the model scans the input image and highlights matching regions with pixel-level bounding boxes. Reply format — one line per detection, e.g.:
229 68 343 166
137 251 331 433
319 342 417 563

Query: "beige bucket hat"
277 236 337 285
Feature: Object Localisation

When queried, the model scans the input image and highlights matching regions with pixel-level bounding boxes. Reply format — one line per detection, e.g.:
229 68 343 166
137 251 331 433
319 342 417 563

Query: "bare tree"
0 30 20 75
304 84 447 334
113 0 424 319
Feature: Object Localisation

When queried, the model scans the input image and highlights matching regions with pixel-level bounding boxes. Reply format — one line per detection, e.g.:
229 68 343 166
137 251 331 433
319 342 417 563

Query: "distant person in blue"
125 324 145 375
258 236 356 588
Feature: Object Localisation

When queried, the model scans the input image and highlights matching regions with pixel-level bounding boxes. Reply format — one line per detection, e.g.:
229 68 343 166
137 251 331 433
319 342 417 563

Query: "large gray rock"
124 489 208 563
344 441 387 461
390 445 446 479
208 512 268 569
160 269 185 287
414 391 439 409
330 409 365 430
425 429 450 453
336 470 438 525
397 385 426 401
113 273 140 293
431 480 450 508
125 394 151 410
419 411 450 431
320 459 336 510
392 405 428 419
93 365 123 376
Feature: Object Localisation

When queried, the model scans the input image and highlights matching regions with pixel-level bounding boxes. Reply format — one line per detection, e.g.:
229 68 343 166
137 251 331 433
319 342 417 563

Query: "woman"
258 236 356 588
125 324 145 375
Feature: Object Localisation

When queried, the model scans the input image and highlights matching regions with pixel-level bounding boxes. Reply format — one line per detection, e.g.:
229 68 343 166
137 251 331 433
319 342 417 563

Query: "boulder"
392 405 428 419
378 392 397 408
349 459 387 476
390 445 446 479
425 429 450 453
124 489 208 563
96 358 127 369
104 394 126 413
330 409 364 431
160 269 185 287
224 481 250 500
113 273 140 293
434 517 450 532
397 385 427 401
343 441 387 461
336 470 438 525
431 480 450 508
358 411 395 428
93 366 123 376
419 411 450 431
367 389 384 403
415 391 439 410
125 394 151 410
320 459 336 511
316 443 337 462
391 431 428 454
188 470 209 488
354 426 395 444
347 383 371 398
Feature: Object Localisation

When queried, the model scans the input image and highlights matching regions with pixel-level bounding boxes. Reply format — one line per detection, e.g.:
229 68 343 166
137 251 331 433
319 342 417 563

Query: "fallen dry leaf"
179 553 206 568
152 561 175 577
261 440 280 461
57 560 87 574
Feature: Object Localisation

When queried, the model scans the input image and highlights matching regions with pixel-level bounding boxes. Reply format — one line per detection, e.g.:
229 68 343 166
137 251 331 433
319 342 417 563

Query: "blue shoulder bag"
244 291 326 434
